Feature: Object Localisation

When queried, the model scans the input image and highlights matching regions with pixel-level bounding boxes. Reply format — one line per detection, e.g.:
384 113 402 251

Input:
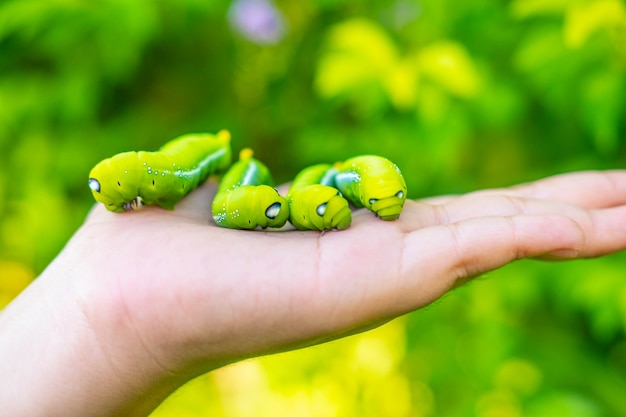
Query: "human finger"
414 195 458 205
557 205 626 258
468 170 626 209
301 213 589 329
390 214 586 314
396 195 587 231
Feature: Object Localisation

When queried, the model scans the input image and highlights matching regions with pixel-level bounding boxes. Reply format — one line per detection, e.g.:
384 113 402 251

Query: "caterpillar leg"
123 196 145 212
288 185 351 231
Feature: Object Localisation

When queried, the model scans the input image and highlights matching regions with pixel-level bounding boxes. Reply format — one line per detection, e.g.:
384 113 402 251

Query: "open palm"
3 170 626 417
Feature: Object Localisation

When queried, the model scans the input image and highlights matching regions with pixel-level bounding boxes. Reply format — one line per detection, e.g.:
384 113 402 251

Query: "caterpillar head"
212 185 289 230
360 169 407 221
289 185 351 231
88 152 145 213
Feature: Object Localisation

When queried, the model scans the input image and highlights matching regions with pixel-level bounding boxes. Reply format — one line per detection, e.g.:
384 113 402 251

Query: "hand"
2 170 626 417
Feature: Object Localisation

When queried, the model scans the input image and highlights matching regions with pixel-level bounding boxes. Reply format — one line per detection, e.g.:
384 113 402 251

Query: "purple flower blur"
228 0 287 45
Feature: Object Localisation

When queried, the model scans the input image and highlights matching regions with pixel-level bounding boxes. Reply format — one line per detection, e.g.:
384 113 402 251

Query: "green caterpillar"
287 155 407 230
287 164 352 231
88 130 232 212
212 148 289 229
334 155 407 221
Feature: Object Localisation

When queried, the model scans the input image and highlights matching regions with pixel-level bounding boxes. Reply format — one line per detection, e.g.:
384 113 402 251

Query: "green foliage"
1 0 625 415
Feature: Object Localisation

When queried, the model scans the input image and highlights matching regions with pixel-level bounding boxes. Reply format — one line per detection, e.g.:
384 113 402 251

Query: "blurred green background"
1 0 626 415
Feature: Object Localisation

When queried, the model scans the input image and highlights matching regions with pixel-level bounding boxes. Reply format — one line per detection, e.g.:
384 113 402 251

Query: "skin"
2 170 626 417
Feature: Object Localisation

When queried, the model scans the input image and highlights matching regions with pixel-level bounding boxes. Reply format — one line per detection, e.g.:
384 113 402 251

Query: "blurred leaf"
494 358 543 397
316 18 480 118
580 68 625 153
382 58 419 110
0 260 34 309
528 392 602 417
510 0 572 19
416 40 481 98
315 18 400 109
563 0 626 49
475 389 522 417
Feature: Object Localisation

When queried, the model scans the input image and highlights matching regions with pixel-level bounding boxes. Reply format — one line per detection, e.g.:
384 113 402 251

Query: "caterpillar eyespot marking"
265 202 283 220
88 178 101 193
316 202 327 217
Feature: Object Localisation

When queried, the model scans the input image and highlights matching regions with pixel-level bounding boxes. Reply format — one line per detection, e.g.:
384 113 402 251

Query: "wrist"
0 260 185 417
